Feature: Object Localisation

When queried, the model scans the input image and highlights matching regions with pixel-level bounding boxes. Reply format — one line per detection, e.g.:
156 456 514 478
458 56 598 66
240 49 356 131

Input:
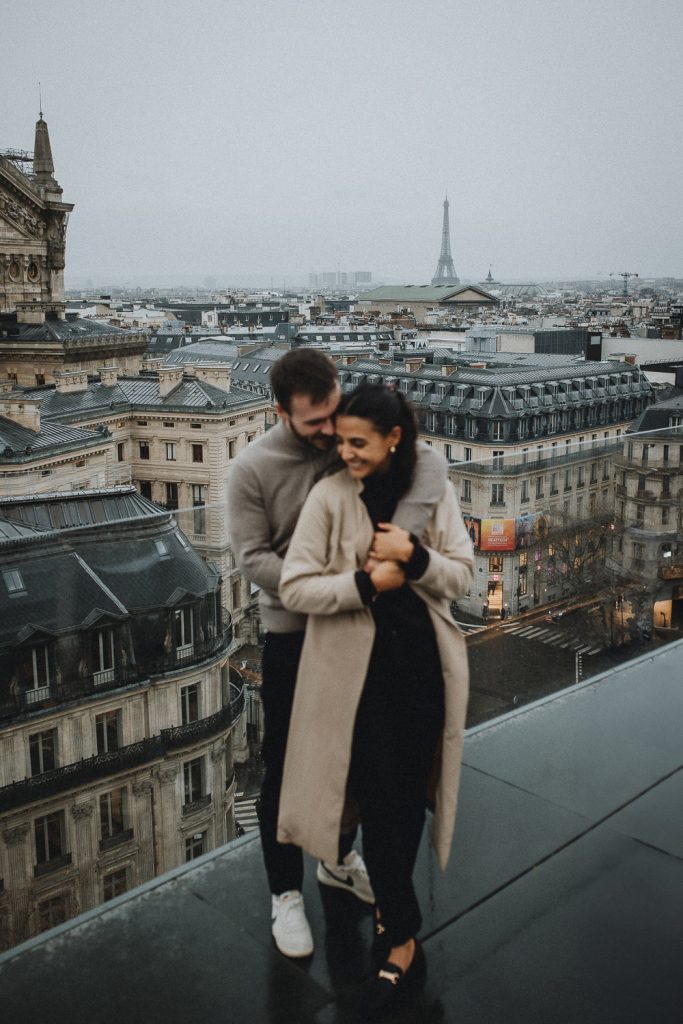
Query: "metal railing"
0 684 244 813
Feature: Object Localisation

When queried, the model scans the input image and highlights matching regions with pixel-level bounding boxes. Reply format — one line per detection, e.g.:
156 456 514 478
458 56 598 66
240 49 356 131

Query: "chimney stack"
55 370 89 393
157 366 184 397
98 366 120 387
0 396 41 432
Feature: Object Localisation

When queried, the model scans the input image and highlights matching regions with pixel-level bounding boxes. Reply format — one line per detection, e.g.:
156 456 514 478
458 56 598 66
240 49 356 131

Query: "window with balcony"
103 868 128 902
185 832 207 862
466 419 476 439
20 643 52 703
192 444 204 463
535 477 544 499
99 788 130 845
192 484 206 534
577 467 585 488
139 442 150 460
183 757 205 806
461 479 472 503
521 480 529 503
93 628 115 686
550 473 558 495
564 469 572 491
491 421 504 441
165 442 176 461
34 811 68 872
491 484 504 505
181 683 200 725
493 450 504 469
165 481 178 510
174 607 194 657
590 464 598 484
96 709 121 754
29 729 57 776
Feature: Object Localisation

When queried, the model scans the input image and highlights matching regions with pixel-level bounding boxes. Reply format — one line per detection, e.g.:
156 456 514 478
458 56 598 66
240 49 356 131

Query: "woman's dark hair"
337 384 418 494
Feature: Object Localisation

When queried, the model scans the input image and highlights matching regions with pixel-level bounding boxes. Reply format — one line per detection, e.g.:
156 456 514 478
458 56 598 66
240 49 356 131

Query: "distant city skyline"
3 0 682 286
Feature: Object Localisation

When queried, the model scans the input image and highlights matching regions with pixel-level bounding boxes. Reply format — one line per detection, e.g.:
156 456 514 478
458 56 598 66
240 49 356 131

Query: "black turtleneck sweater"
354 467 436 640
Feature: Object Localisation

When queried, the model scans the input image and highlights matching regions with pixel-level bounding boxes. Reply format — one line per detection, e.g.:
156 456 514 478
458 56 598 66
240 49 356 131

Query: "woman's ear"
388 425 402 449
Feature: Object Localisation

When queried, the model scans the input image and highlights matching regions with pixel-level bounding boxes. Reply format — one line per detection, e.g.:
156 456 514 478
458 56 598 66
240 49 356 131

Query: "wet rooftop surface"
2 641 682 1023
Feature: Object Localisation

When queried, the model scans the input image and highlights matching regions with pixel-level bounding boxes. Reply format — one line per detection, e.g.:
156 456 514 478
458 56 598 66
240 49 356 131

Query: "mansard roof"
21 372 264 422
0 415 108 463
0 313 139 343
627 391 683 434
0 487 219 645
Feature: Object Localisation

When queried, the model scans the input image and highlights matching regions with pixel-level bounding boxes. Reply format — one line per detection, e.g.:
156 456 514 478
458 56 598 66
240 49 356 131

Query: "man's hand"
370 523 414 563
369 560 406 592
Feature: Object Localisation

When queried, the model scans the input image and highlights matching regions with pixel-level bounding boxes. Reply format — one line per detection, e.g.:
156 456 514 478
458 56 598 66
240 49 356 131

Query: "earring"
390 445 397 453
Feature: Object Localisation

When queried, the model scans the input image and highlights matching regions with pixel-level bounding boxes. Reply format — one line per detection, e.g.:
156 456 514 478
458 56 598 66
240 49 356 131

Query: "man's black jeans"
258 631 354 895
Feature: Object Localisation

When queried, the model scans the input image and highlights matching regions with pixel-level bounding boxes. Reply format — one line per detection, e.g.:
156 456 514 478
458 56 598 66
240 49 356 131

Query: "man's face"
276 385 341 450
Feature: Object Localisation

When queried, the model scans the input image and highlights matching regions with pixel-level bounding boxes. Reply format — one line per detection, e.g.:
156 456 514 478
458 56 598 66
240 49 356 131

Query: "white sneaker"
317 850 375 904
271 891 314 958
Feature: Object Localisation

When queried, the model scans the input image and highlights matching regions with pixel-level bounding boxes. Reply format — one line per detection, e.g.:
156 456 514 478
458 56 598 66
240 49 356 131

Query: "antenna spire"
39 81 43 119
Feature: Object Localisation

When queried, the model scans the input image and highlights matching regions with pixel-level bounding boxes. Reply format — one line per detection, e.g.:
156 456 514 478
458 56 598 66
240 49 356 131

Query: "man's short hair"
271 349 338 413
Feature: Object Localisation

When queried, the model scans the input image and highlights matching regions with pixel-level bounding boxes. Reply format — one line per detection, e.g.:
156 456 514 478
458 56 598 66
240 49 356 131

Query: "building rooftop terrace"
2 639 681 1023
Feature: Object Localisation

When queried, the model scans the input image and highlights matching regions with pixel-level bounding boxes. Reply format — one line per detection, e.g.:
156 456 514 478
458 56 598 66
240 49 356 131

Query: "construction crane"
609 271 639 298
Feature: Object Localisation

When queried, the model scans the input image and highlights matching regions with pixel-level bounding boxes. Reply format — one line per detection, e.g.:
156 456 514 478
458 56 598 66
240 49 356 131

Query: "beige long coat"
277 470 474 872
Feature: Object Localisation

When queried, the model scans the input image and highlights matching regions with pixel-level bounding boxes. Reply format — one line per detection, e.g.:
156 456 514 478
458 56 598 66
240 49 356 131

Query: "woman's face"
335 415 401 479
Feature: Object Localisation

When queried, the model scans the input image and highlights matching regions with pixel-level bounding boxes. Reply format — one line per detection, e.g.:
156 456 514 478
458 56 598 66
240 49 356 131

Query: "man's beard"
289 422 336 451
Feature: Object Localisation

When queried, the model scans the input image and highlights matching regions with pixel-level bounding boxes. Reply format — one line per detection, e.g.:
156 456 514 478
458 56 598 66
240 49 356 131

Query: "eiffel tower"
431 195 460 286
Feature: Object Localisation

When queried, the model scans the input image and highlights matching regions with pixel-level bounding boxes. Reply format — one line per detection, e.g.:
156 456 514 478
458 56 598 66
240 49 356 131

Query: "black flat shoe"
361 939 426 1019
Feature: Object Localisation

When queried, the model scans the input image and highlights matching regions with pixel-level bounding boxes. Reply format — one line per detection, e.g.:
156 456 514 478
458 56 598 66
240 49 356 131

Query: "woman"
277 385 473 1015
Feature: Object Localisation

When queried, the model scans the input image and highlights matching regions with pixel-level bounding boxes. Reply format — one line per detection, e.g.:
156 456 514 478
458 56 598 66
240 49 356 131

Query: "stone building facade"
0 489 242 950
0 116 147 385
608 393 683 633
335 356 655 617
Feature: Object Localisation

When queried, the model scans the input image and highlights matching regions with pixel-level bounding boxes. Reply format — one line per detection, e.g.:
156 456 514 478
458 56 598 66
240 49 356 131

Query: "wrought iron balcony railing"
0 612 233 723
0 684 244 813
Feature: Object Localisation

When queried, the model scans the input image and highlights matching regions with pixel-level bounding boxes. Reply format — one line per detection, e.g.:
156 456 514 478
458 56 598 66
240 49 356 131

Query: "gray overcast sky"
3 0 682 287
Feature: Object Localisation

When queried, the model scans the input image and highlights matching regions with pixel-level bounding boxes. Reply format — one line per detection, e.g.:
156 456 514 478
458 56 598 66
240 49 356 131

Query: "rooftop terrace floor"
2 641 682 1023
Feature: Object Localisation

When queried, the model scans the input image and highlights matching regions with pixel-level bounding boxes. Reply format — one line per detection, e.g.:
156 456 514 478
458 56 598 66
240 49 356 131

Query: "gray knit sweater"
227 421 447 633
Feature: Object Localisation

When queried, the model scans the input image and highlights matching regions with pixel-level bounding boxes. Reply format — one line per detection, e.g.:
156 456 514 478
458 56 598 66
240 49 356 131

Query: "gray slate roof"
0 416 108 462
21 373 263 423
0 488 218 645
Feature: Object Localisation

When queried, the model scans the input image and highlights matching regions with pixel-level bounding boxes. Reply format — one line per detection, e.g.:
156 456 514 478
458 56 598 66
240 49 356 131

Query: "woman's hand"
370 523 414 563
370 560 406 592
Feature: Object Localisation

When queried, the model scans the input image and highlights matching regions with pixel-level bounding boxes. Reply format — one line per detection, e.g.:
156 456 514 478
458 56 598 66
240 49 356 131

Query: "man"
227 349 446 958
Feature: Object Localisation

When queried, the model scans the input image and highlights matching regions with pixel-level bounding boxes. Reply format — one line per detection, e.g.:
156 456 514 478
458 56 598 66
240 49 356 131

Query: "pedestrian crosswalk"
234 794 260 834
501 621 604 656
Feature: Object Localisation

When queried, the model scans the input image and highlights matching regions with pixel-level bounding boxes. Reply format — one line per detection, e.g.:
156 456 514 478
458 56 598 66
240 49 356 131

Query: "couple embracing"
228 349 473 1018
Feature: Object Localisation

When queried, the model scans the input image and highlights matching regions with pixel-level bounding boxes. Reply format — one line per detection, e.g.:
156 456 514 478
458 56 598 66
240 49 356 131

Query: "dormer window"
93 628 115 687
3 569 25 595
22 644 52 704
174 607 195 659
